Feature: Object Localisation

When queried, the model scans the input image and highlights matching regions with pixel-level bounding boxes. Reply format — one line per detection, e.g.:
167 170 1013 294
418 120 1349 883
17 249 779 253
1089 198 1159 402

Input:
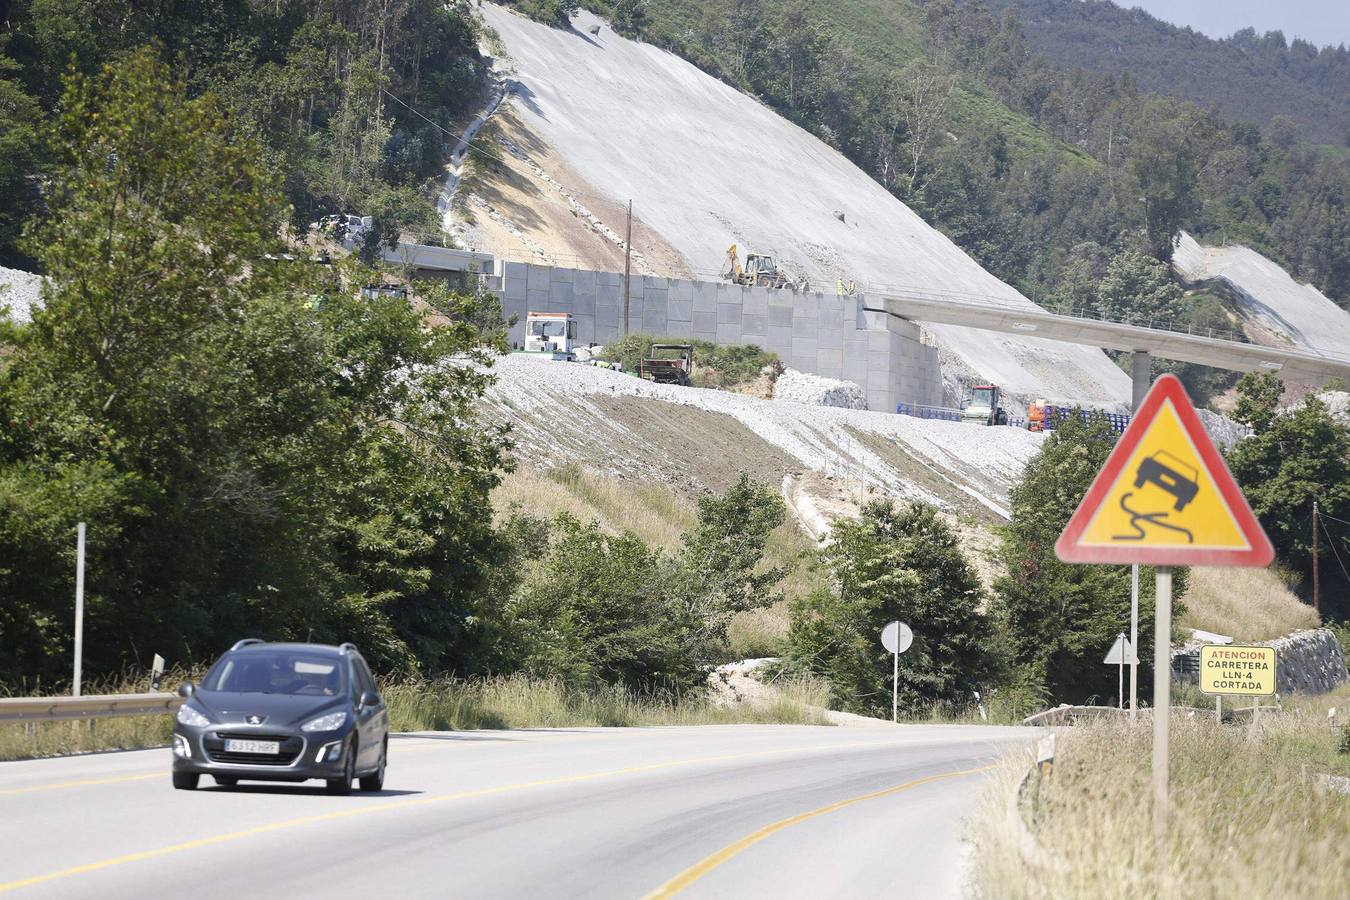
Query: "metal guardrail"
0 692 181 723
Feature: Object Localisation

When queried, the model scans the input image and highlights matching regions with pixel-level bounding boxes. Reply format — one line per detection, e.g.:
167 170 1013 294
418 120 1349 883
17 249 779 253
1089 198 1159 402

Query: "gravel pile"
772 368 868 410
0 266 43 323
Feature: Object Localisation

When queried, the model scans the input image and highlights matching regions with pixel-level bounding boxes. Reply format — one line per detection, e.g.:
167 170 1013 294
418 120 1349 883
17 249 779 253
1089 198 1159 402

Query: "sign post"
1130 563 1139 722
1055 375 1273 855
880 621 913 723
1104 633 1136 709
73 522 86 698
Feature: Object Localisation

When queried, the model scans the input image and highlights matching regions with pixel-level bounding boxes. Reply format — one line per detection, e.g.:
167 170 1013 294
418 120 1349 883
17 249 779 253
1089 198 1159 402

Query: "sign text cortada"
1199 645 1276 697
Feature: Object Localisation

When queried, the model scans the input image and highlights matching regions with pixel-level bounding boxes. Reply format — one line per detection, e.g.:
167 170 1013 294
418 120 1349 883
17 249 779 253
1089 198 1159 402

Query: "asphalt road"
0 723 1032 898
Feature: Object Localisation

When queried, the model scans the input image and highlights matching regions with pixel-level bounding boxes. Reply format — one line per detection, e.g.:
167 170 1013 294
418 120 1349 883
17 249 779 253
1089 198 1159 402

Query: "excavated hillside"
1173 232 1350 360
453 5 1132 409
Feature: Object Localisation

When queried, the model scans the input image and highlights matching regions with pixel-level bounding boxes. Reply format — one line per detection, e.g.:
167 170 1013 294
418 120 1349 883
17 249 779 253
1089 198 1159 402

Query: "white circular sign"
881 621 913 654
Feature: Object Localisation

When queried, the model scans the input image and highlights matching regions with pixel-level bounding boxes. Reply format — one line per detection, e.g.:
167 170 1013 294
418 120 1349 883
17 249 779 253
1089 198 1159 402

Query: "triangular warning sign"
1056 375 1274 566
1103 635 1137 665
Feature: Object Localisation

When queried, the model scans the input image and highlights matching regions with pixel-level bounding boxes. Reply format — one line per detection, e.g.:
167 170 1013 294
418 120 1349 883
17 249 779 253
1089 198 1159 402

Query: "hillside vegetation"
988 0 1350 145
0 0 489 267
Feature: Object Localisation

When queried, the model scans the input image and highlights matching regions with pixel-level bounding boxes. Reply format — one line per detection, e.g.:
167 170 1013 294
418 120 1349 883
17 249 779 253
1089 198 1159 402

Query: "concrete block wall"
496 261 942 413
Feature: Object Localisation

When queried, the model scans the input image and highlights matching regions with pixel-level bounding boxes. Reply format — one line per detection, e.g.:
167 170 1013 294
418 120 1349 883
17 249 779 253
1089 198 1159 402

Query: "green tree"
507 514 702 691
994 412 1182 704
1232 371 1283 433
786 501 992 715
1228 395 1350 616
0 49 512 684
674 474 786 652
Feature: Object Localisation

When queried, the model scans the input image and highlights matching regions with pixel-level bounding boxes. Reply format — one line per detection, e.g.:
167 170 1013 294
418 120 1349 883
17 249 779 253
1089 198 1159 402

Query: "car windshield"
970 388 993 406
203 652 345 696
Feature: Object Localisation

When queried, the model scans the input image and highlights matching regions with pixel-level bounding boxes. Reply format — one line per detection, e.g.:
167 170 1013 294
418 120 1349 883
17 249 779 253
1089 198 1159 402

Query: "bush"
504 476 787 691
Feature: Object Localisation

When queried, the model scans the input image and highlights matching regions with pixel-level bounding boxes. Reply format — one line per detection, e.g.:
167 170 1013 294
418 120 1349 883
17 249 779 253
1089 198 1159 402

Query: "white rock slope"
486 354 1043 520
1173 231 1350 359
478 5 1132 407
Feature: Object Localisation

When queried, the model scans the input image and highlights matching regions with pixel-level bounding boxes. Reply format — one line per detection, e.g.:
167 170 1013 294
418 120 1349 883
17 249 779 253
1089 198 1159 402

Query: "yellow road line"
643 763 998 899
0 739 896 893
0 772 162 797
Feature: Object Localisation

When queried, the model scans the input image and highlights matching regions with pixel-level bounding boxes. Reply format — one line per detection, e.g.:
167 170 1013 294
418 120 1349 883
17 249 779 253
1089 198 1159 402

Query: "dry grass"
384 674 831 731
1179 565 1319 641
494 465 696 549
969 710 1350 898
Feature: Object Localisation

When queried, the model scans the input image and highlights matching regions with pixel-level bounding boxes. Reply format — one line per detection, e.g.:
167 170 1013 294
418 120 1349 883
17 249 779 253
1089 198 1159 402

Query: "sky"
1125 0 1350 49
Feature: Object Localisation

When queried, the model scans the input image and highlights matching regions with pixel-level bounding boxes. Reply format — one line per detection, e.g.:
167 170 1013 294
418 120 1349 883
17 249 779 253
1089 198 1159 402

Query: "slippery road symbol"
1113 452 1199 543
1132 451 1199 511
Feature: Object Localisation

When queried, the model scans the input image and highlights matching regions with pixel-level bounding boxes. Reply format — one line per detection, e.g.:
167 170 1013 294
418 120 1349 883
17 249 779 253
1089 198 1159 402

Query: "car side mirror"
177 682 195 698
359 691 380 709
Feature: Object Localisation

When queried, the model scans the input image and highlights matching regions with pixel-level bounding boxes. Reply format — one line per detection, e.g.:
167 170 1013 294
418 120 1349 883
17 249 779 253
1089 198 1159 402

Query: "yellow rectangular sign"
1199 645 1277 696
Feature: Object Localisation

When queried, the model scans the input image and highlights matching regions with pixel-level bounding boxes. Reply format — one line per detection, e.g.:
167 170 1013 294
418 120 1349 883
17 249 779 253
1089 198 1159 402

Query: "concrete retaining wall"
492 261 942 412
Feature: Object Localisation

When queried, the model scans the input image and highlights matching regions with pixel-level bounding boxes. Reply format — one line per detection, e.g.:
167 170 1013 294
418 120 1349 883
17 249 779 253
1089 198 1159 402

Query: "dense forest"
986 0 1350 146
584 0 1350 324
0 0 488 268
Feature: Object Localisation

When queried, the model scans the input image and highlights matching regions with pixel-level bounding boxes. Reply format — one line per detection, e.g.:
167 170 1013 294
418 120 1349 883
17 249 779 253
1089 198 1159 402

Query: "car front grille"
204 732 305 766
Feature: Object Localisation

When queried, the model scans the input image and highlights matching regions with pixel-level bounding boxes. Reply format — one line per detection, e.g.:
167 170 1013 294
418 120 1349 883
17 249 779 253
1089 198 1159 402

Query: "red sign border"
1054 374 1274 566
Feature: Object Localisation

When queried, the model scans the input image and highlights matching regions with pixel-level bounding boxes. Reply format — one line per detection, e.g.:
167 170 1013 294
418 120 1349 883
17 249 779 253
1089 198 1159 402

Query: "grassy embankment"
970 683 1350 898
0 674 830 762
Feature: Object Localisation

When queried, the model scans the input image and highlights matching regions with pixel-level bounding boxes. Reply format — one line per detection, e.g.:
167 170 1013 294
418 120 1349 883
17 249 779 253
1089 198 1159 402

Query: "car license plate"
225 738 280 754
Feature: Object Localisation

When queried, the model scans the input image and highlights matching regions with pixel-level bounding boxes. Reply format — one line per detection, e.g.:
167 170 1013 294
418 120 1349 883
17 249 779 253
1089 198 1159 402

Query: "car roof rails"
230 638 265 651
338 642 359 655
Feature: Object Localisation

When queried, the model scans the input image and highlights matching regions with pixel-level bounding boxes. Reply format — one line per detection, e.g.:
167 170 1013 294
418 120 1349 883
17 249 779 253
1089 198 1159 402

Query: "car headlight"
301 711 348 733
176 704 210 727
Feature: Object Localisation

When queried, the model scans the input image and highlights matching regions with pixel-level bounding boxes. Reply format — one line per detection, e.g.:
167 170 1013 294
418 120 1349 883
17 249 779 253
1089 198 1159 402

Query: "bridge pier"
1131 350 1151 412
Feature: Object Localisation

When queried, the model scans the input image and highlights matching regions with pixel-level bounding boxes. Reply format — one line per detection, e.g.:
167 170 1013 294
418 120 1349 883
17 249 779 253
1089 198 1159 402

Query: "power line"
1317 509 1350 528
1320 514 1350 584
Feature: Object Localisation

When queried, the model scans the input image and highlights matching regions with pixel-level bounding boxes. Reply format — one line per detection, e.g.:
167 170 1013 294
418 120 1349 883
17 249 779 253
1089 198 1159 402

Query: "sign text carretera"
1199 645 1277 696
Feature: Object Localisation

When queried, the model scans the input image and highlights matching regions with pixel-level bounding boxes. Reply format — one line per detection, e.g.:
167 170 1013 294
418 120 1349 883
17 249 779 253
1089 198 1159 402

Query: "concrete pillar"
1131 350 1151 412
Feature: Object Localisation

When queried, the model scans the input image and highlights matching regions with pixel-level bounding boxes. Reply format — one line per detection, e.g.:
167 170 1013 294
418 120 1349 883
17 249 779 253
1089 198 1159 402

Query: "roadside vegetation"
970 694 1350 898
0 673 830 761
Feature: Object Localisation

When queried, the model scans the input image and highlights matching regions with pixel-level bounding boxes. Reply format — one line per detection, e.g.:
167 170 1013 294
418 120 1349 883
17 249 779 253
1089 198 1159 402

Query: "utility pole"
1312 500 1319 614
623 200 632 337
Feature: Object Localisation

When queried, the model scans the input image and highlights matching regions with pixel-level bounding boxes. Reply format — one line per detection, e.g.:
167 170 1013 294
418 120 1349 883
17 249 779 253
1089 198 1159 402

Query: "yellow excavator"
722 243 789 289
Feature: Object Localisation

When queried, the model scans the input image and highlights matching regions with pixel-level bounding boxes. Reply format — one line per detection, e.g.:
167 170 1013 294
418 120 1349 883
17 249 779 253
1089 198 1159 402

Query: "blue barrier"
896 402 962 422
1043 407 1131 435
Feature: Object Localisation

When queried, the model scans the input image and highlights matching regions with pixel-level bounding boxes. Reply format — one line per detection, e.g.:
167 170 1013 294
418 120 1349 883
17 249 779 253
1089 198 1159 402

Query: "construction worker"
836 278 845 295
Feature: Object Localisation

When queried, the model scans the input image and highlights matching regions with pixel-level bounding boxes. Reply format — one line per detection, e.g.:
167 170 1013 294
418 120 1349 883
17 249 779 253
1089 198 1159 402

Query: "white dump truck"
523 311 577 360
